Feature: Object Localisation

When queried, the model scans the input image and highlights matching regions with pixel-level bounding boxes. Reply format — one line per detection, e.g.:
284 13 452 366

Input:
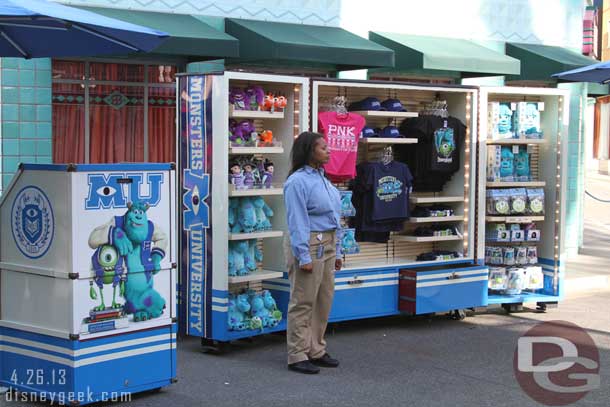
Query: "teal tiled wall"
0 57 52 194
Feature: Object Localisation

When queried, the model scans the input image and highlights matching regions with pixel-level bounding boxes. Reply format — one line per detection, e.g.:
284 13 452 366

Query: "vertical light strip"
553 96 563 295
463 92 471 255
293 85 300 139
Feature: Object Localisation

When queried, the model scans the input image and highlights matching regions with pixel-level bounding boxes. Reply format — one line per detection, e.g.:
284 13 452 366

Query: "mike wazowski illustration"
88 201 167 322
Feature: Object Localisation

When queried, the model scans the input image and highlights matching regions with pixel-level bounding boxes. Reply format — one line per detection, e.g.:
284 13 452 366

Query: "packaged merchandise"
487 223 510 242
489 267 508 290
487 246 504 265
340 228 360 255
500 147 514 180
487 189 510 215
524 266 544 290
511 229 525 242
503 247 515 265
514 146 531 181
487 145 502 181
340 191 356 217
488 102 514 140
527 246 538 264
527 188 545 215
510 188 528 214
514 102 543 139
416 250 462 262
515 247 528 265
505 268 525 295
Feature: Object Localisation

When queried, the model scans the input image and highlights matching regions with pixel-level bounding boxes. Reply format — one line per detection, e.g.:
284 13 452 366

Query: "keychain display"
340 191 356 217
505 268 525 295
486 245 538 266
488 267 508 290
503 247 515 265
524 266 544 290
340 228 360 255
486 189 511 215
527 188 545 214
509 188 527 214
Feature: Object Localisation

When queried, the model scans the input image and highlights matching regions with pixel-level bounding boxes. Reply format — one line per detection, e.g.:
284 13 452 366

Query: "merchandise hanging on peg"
331 96 348 115
381 145 393 165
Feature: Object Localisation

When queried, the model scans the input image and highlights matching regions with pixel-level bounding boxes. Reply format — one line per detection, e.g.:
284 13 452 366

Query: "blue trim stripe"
212 301 227 308
0 327 73 348
21 163 70 171
413 272 488 284
538 257 559 266
73 163 173 172
335 276 398 287
212 289 228 299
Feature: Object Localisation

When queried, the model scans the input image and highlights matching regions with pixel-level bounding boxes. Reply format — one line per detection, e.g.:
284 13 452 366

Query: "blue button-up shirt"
284 166 341 266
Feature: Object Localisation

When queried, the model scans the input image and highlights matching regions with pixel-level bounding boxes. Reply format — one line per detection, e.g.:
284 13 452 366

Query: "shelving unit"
478 86 569 311
407 216 464 223
228 231 284 240
228 270 284 284
229 146 285 155
359 137 418 144
410 195 464 204
229 106 285 119
392 235 462 243
228 187 283 197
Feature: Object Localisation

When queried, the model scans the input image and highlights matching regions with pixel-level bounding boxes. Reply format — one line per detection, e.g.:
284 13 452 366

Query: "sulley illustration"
88 201 167 322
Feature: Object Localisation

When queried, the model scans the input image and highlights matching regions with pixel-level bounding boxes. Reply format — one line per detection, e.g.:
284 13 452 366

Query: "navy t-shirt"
368 161 413 221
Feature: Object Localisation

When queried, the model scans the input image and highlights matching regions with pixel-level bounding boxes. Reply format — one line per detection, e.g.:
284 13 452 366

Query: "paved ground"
5 289 607 407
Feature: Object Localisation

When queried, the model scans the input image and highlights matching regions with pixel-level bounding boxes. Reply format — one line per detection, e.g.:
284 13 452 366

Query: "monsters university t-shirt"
369 161 413 222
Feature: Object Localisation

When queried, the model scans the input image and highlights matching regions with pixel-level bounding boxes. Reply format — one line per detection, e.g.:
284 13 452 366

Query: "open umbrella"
552 59 610 84
0 0 168 58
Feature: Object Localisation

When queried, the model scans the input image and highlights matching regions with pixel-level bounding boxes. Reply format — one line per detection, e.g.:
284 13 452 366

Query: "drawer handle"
348 278 363 285
446 273 460 280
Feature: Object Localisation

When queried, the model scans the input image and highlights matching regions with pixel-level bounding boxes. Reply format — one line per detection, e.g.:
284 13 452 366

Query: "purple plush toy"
262 160 274 188
229 88 247 110
245 85 265 111
229 162 245 189
231 120 256 146
243 162 255 189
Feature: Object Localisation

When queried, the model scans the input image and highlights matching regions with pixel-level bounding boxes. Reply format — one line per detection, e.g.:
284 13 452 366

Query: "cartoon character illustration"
514 147 530 180
88 201 167 322
89 245 126 311
523 102 541 136
497 103 513 135
434 127 455 160
500 147 514 178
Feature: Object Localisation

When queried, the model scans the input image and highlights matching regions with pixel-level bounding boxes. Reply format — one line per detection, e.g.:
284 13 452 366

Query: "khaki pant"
285 231 336 364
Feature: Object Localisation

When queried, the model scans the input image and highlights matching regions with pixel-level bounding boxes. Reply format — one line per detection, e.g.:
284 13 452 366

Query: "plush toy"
243 162 256 189
231 120 256 146
229 88 247 111
514 147 530 180
228 293 251 331
261 160 274 188
230 240 250 276
500 147 514 179
245 85 265 111
229 162 244 189
341 228 360 255
263 93 276 111
228 245 237 276
248 291 278 328
245 239 263 272
258 130 274 147
229 197 257 233
274 95 287 110
340 191 356 216
262 290 283 326
252 196 273 231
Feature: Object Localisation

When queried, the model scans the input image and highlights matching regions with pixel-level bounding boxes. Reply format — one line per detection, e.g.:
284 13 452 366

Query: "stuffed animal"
231 120 256 146
258 130 274 147
230 197 257 233
245 239 263 272
228 245 237 276
230 240 250 276
248 291 275 328
229 88 247 111
262 290 282 327
245 85 265 111
340 228 360 254
252 196 273 231
514 147 530 180
228 293 251 330
261 160 274 188
243 162 256 189
263 93 276 111
274 95 287 110
500 147 514 179
340 191 356 216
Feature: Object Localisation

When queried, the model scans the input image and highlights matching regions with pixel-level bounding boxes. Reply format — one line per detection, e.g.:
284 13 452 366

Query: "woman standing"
283 131 342 374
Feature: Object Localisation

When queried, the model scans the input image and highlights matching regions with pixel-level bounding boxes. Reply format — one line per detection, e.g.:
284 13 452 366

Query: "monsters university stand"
0 163 177 405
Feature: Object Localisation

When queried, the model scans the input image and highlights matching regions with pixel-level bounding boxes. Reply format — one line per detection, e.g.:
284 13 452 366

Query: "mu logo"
85 172 164 210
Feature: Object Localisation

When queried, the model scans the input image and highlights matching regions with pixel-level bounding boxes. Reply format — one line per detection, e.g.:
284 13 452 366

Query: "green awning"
225 19 394 70
506 43 597 82
77 7 239 58
369 32 520 77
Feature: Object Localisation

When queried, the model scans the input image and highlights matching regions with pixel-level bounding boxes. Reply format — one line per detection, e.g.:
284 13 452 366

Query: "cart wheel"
201 338 230 354
502 303 523 313
536 303 547 312
449 309 466 320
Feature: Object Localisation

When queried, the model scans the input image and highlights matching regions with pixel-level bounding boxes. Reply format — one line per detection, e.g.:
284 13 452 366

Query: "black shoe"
310 353 339 368
288 360 320 374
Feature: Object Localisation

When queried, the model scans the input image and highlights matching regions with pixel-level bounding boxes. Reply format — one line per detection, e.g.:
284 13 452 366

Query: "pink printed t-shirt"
318 111 365 181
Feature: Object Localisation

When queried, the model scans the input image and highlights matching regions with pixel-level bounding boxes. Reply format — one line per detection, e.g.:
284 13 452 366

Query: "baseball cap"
349 97 383 111
381 98 407 112
380 126 401 138
361 126 379 138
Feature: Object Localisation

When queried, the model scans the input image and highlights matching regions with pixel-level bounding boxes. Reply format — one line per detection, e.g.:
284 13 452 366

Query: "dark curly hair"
289 131 325 176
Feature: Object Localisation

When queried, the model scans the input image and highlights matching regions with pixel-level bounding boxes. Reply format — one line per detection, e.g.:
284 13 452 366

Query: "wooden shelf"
407 216 464 223
487 139 546 145
229 107 284 119
229 146 284 155
351 110 418 118
486 181 546 188
359 137 418 145
228 269 284 284
392 235 463 243
229 187 283 197
486 216 545 223
228 231 284 240
410 196 464 204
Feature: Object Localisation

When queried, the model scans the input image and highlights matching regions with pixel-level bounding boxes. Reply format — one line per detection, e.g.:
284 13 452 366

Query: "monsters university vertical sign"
179 75 212 337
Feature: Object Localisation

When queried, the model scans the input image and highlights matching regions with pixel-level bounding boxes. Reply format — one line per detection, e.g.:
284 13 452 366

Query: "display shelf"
486 139 546 145
406 215 463 223
226 319 287 340
350 110 418 118
229 146 285 155
359 137 418 145
486 181 546 188
485 216 545 223
487 292 560 305
410 195 464 204
229 187 283 197
341 257 472 272
228 231 284 240
229 107 284 119
392 235 462 243
228 269 284 284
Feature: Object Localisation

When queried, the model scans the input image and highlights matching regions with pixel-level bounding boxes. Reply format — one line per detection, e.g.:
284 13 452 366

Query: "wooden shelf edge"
228 231 284 240
229 107 285 119
410 196 464 204
485 216 545 223
486 181 546 188
487 139 546 145
228 270 284 284
350 110 419 118
392 235 462 242
359 137 418 144
229 187 284 197
229 147 285 154
406 216 464 223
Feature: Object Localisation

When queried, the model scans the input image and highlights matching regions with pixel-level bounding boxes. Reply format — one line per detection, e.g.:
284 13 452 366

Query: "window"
52 60 176 164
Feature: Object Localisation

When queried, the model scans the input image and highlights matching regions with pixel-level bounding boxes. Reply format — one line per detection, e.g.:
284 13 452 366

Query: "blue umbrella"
0 0 168 58
552 59 610 84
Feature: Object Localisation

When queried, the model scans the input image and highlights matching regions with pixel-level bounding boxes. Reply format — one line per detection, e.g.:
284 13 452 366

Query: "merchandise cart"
0 163 177 404
477 86 569 312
